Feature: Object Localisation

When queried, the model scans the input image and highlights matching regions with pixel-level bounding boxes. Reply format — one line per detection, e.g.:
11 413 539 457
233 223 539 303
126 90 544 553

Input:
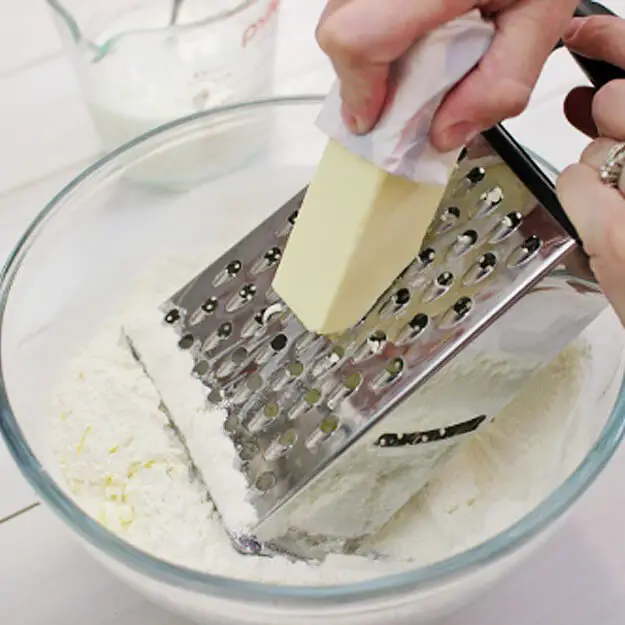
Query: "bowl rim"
1 94 624 604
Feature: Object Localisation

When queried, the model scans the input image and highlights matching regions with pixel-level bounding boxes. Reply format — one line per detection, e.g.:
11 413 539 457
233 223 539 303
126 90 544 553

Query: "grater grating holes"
270 334 288 352
380 287 411 318
164 308 181 325
489 211 523 243
508 235 542 267
207 388 223 405
397 313 429 344
353 330 387 363
276 209 300 237
466 166 486 185
327 372 362 410
226 284 257 312
450 230 478 256
254 333 289 365
273 360 304 391
178 334 195 350
454 166 486 196
192 359 210 378
241 303 284 339
238 441 259 461
213 260 242 287
440 297 473 328
190 297 219 326
216 347 250 379
422 271 454 303
436 206 461 233
247 401 280 433
289 389 322 421
475 186 504 217
201 297 219 314
252 247 282 274
463 252 498 285
203 322 233 351
264 429 298 462
311 346 346 377
406 248 437 285
224 414 239 434
372 357 405 390
418 247 436 268
306 415 340 450
255 471 276 492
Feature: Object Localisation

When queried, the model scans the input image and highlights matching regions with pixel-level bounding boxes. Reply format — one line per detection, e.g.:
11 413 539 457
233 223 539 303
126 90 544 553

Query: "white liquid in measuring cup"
80 2 279 188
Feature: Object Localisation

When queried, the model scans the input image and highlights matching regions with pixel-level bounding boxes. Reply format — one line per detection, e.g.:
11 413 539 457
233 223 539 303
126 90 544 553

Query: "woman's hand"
315 0 579 151
557 15 625 323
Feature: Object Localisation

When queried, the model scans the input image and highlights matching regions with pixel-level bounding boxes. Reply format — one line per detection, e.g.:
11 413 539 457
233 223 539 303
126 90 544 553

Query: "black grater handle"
568 1 625 88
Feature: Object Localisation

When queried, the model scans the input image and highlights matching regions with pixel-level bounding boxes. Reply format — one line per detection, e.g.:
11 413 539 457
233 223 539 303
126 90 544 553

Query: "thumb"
563 15 625 69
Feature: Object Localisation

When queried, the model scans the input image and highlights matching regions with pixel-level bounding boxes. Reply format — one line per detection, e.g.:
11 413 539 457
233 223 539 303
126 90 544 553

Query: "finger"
316 0 473 133
563 16 625 139
563 86 598 138
563 15 625 70
557 163 625 323
592 80 625 140
580 136 625 196
430 0 579 151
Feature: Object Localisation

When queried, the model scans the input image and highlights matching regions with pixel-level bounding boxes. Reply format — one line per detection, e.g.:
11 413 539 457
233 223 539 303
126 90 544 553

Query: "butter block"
273 139 447 334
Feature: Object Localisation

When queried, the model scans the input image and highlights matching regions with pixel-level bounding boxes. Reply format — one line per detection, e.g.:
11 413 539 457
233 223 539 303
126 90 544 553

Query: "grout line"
0 502 41 526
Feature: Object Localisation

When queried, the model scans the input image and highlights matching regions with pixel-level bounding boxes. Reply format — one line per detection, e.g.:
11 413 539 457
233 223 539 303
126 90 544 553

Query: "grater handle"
567 1 625 88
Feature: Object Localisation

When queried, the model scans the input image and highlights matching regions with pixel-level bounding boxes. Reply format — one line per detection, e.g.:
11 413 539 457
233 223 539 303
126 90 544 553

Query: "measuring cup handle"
566 1 625 87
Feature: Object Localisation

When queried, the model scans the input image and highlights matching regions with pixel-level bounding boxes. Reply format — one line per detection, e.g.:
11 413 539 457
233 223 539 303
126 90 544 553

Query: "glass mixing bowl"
1 96 625 625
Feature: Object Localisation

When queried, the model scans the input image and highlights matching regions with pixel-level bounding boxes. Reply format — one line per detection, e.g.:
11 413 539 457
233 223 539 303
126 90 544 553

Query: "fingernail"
563 17 584 42
341 104 358 132
436 122 478 153
353 116 369 134
341 103 370 135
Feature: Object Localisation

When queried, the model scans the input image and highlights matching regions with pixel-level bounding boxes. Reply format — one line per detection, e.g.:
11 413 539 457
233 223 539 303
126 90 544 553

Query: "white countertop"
0 1 624 623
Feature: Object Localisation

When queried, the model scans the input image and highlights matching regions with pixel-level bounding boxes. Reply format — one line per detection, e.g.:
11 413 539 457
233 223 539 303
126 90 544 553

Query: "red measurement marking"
242 0 280 47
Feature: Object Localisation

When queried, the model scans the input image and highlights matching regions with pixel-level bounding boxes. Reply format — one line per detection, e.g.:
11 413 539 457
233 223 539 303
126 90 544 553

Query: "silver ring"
599 142 625 189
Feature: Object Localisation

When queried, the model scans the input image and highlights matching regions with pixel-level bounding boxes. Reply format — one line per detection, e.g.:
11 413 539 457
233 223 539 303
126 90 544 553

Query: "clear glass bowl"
1 96 625 625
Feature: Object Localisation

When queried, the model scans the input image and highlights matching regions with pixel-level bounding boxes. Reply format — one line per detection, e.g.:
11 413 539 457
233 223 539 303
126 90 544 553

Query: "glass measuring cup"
48 0 280 154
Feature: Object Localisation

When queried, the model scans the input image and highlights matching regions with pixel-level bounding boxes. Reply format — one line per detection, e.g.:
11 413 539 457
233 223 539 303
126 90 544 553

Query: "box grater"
141 5 620 561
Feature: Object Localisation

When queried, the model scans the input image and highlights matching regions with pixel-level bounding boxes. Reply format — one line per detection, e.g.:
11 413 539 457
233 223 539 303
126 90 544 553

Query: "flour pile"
48 252 595 585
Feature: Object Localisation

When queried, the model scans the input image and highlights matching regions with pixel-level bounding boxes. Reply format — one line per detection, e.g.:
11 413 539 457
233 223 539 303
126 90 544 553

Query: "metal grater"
150 124 609 560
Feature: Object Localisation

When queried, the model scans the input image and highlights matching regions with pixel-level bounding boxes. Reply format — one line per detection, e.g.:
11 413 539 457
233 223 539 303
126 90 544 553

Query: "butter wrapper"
316 10 495 185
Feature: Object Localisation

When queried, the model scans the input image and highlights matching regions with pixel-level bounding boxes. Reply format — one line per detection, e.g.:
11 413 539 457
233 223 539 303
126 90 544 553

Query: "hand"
557 15 625 324
316 0 579 152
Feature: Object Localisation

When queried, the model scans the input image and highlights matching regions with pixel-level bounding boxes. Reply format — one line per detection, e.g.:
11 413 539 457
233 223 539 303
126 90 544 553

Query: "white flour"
48 253 595 585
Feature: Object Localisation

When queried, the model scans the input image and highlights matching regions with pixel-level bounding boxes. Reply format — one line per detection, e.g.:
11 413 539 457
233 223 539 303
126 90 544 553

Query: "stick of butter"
272 139 448 334
272 10 494 335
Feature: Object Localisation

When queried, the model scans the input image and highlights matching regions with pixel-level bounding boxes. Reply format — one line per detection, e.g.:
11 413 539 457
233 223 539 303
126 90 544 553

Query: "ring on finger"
581 138 625 195
599 141 625 189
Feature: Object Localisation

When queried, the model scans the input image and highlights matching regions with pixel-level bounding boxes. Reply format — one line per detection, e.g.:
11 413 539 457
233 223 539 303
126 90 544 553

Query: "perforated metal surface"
152 131 606 557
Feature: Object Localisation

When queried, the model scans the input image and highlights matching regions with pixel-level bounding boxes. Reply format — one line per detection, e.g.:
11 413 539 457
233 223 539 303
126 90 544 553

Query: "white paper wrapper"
316 10 495 185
